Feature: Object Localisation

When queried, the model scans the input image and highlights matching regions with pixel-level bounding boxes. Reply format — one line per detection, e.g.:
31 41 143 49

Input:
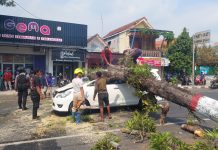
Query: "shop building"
0 15 87 80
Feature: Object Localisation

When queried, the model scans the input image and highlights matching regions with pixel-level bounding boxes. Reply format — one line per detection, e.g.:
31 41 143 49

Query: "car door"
115 81 139 106
106 80 123 106
84 80 99 107
84 79 124 107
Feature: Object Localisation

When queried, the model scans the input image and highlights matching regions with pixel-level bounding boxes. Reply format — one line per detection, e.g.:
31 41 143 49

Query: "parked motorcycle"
210 77 218 89
194 75 206 85
58 79 70 87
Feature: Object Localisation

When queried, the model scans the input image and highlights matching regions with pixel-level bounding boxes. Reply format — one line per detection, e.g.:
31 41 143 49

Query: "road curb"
0 129 120 147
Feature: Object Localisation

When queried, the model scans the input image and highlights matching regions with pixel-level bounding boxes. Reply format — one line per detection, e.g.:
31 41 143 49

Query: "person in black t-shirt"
30 69 44 120
15 68 30 110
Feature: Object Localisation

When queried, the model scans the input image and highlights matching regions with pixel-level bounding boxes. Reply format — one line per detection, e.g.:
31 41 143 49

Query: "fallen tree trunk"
90 65 218 123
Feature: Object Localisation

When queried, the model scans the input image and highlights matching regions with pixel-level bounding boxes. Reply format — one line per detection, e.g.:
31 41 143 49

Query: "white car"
52 69 162 113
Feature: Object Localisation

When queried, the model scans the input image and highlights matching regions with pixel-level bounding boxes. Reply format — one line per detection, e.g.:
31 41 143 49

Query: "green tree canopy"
167 28 193 75
0 0 15 6
167 28 193 55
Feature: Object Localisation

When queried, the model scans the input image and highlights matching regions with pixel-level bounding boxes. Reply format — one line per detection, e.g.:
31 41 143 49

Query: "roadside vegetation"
149 129 218 150
91 133 121 150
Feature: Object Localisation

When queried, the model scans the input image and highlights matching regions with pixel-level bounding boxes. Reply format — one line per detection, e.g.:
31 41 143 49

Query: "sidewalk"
0 90 17 96
178 84 209 89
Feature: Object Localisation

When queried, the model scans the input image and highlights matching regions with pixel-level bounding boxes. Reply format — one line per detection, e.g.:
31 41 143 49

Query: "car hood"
55 83 74 92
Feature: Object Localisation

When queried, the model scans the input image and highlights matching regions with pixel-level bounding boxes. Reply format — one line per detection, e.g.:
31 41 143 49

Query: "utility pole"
192 42 195 87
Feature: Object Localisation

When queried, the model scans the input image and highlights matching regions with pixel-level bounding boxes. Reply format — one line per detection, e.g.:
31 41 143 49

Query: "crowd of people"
13 68 57 119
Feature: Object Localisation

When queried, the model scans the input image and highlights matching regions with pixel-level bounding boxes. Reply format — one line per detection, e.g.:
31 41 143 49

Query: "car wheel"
81 99 91 115
68 101 74 114
68 100 91 115
137 99 143 111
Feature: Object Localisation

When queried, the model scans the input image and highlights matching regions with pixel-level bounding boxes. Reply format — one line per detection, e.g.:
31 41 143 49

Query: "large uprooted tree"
88 60 218 123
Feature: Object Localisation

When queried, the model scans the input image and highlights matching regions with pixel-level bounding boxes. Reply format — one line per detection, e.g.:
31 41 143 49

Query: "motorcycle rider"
200 72 205 81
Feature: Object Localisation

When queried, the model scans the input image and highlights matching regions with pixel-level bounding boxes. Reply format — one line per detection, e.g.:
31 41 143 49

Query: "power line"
13 0 39 19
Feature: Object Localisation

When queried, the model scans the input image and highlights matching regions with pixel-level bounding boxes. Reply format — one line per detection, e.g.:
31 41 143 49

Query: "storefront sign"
52 49 85 62
0 15 87 47
200 66 209 74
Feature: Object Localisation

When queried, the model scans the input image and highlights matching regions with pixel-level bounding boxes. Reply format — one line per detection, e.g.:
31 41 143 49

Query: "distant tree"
168 52 192 75
196 45 218 66
0 0 15 6
168 28 192 55
167 28 193 75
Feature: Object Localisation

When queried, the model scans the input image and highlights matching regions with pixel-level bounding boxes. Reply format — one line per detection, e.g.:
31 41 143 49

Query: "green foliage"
138 28 174 43
186 113 196 125
149 132 218 150
168 28 193 56
214 66 218 75
191 141 215 150
205 128 218 139
81 115 92 122
0 0 15 6
91 133 120 150
167 28 193 75
125 111 156 132
169 76 179 85
168 52 192 75
127 64 153 89
149 132 190 150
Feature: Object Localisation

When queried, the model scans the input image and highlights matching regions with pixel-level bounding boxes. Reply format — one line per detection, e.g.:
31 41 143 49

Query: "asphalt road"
0 88 217 150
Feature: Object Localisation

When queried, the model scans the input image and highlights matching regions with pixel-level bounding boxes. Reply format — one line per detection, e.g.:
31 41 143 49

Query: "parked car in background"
52 69 163 113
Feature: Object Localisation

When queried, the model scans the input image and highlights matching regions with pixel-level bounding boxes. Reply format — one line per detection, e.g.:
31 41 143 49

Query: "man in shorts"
93 71 111 122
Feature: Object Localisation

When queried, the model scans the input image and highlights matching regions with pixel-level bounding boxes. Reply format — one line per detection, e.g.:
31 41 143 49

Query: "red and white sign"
137 57 161 67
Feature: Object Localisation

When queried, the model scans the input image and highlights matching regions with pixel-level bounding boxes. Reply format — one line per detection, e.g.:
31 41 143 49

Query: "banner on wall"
137 57 170 67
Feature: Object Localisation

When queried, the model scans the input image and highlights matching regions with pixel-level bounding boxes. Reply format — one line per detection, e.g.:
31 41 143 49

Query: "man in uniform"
30 69 44 120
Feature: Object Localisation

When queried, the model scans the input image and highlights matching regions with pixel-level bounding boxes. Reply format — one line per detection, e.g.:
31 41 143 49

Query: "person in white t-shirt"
71 68 85 124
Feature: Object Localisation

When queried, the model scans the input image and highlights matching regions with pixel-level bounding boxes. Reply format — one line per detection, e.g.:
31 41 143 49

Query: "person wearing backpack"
15 68 30 110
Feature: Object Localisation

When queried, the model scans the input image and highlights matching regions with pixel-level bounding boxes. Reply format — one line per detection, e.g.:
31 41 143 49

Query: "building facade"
103 17 154 53
0 15 87 80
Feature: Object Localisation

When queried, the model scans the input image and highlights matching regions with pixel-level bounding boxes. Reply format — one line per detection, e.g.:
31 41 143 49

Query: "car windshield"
82 76 90 83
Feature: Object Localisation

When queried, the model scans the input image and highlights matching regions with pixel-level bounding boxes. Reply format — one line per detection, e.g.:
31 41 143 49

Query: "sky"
1 0 218 44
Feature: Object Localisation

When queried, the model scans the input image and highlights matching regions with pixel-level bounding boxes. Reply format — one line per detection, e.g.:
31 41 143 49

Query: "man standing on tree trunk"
93 71 111 122
123 48 142 64
101 46 112 68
